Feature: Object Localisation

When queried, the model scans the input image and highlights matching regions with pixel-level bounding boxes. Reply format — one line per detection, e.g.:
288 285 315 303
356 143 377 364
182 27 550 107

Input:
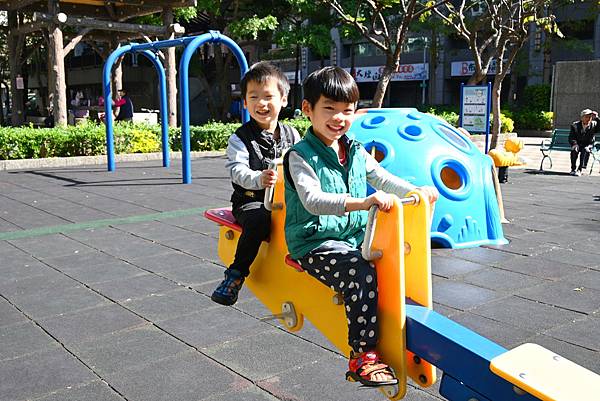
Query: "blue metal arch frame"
103 32 249 184
179 31 249 183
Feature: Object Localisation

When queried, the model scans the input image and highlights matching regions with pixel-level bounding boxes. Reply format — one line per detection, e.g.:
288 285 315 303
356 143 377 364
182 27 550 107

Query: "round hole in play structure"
441 166 462 190
365 143 387 163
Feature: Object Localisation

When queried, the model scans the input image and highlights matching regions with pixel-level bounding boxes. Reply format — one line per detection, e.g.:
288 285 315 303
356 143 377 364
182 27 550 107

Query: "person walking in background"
569 108 599 176
115 89 134 122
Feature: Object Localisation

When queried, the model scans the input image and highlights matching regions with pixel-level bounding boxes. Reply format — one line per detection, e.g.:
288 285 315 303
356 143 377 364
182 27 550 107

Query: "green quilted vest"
285 129 368 259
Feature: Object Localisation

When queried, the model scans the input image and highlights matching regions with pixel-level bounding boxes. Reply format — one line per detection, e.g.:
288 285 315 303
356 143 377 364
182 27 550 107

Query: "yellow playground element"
488 137 527 168
205 162 436 400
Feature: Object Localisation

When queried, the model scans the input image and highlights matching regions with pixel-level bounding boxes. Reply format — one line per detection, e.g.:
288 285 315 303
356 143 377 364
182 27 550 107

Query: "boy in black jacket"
211 62 301 305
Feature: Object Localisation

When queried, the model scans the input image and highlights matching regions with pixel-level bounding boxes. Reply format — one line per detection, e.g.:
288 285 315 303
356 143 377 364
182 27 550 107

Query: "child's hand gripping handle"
361 194 420 261
264 158 283 211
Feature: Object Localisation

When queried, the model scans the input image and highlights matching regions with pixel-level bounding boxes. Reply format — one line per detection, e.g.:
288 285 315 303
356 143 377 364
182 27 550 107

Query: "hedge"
2 109 518 161
0 118 313 160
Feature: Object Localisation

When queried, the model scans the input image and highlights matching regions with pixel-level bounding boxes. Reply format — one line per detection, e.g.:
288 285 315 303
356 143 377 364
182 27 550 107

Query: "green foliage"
423 106 459 127
0 121 163 160
512 110 554 130
229 15 279 40
509 84 553 130
521 84 551 112
282 117 312 135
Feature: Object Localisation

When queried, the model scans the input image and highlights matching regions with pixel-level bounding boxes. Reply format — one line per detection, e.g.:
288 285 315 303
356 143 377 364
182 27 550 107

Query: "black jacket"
231 119 299 207
569 117 600 146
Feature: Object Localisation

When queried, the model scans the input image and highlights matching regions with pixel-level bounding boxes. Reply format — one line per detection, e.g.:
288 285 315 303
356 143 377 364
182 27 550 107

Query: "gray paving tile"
160 233 220 262
431 255 487 278
55 260 146 285
442 247 516 265
568 238 600 256
157 263 225 287
0 257 55 283
451 312 535 349
538 246 600 269
91 273 181 302
0 347 96 401
470 296 582 332
39 303 147 346
14 286 109 320
158 305 270 350
71 326 191 375
562 269 600 291
204 328 331 382
90 238 171 260
493 254 587 280
8 234 95 259
543 316 600 352
0 321 58 360
0 270 80 299
256 354 389 401
111 220 197 242
485 236 556 256
128 250 203 272
463 268 547 292
432 278 500 310
201 384 280 401
43 250 122 270
34 380 126 401
105 351 244 401
517 280 600 314
125 289 213 322
0 298 27 328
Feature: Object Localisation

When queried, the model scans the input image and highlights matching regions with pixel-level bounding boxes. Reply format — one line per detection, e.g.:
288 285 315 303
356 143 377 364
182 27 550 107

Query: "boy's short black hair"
240 62 290 99
303 66 359 107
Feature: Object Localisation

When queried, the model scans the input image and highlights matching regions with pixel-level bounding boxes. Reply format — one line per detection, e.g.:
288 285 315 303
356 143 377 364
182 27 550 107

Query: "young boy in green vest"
211 62 301 306
283 66 438 387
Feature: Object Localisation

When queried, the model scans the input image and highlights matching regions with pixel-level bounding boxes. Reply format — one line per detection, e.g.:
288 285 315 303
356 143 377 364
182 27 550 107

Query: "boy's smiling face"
302 96 356 145
244 77 287 131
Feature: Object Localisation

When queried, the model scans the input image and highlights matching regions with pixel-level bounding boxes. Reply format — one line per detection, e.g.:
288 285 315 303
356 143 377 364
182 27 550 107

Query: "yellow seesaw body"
210 165 436 400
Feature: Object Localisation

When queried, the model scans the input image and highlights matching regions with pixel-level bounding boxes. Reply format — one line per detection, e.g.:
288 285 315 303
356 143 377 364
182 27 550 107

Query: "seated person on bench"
210 62 300 306
283 66 438 388
569 108 599 176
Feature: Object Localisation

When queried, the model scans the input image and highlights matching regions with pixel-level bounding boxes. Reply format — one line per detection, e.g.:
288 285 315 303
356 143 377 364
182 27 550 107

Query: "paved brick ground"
1 156 598 401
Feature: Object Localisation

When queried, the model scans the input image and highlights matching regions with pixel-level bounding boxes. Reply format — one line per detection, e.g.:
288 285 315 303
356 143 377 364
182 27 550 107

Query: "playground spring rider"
205 157 600 401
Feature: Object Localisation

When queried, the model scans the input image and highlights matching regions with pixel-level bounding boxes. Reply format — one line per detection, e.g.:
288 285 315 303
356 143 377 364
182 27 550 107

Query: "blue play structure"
348 108 508 249
102 31 249 184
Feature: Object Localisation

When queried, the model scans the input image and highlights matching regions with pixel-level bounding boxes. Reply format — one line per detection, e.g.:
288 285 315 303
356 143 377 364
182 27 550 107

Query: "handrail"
361 194 420 261
264 158 284 211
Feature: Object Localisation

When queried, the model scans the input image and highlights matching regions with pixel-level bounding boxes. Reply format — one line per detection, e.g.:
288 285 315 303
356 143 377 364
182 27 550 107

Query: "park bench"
540 128 600 173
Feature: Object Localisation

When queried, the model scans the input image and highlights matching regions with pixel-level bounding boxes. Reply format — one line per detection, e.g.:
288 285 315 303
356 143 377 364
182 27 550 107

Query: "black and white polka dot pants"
298 240 379 354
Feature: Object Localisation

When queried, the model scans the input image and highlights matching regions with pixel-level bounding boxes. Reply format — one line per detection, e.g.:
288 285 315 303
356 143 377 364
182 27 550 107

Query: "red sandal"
345 350 398 387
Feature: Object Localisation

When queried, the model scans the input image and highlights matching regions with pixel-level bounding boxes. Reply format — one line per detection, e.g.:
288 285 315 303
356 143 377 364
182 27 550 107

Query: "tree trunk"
48 0 67 126
163 6 177 127
111 38 123 97
8 11 25 126
490 78 502 150
372 56 397 108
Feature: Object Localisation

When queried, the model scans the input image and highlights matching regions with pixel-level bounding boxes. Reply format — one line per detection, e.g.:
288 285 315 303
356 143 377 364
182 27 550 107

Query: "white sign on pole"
460 85 490 134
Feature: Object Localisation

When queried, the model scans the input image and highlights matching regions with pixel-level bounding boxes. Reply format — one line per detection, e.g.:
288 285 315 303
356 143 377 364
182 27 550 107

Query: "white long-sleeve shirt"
287 148 416 216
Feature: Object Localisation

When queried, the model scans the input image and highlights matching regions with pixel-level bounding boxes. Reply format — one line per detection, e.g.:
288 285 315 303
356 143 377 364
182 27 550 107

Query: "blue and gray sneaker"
211 269 245 306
